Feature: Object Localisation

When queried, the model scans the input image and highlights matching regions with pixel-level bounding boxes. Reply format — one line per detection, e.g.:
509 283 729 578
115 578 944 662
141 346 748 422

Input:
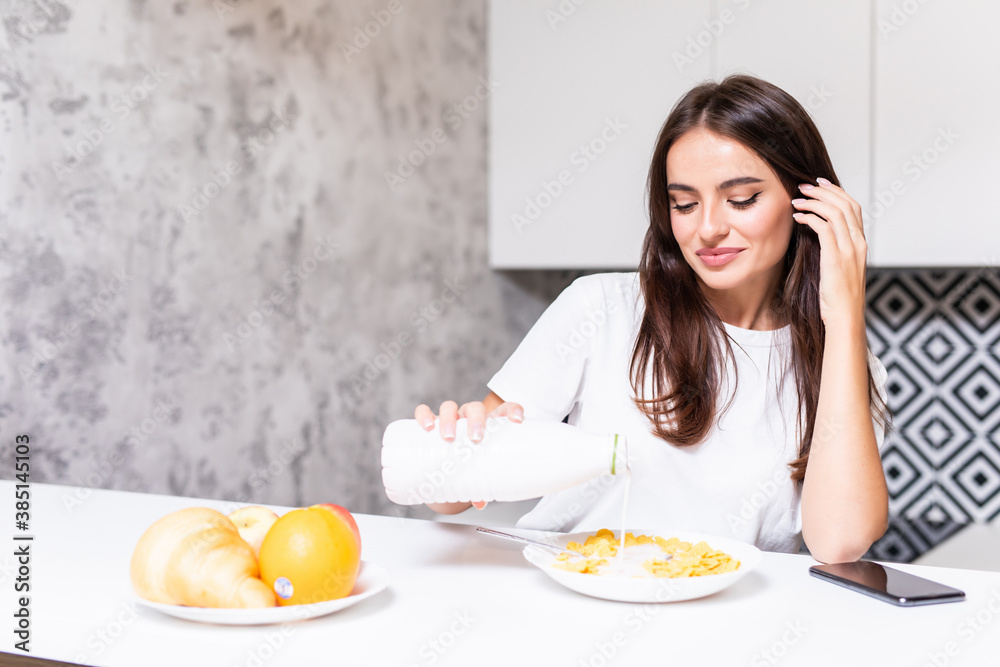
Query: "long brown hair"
631 74 888 481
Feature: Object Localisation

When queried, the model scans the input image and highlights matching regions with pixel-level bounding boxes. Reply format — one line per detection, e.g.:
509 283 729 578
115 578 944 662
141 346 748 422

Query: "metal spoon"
476 526 673 562
475 526 566 553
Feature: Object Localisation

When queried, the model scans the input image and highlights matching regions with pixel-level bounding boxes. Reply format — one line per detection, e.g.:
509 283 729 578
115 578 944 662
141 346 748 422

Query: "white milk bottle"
381 417 627 505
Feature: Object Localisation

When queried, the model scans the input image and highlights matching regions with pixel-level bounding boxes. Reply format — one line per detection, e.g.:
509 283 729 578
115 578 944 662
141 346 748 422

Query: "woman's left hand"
791 178 868 328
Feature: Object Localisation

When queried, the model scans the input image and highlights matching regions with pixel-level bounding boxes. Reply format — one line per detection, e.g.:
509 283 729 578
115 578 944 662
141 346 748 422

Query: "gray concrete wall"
0 0 581 517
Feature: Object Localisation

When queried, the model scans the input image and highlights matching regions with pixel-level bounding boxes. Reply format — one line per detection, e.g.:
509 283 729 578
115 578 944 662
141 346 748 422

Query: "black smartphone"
809 560 965 607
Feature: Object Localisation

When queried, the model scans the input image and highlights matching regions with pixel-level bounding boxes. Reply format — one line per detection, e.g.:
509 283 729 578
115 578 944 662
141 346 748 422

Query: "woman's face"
666 127 794 313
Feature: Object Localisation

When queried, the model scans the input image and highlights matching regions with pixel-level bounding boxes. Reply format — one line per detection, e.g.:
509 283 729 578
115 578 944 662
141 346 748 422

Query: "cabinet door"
488 0 712 269
871 0 1000 266
713 0 872 234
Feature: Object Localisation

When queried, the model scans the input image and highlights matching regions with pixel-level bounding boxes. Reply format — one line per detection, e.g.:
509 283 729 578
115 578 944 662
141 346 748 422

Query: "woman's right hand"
414 392 523 514
414 392 523 443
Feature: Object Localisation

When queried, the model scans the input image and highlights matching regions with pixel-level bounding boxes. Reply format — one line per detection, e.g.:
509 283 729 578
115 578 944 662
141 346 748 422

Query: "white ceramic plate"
136 561 389 625
523 530 761 603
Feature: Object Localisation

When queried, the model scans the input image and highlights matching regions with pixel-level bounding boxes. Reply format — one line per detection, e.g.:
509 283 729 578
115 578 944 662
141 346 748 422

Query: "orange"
258 507 361 606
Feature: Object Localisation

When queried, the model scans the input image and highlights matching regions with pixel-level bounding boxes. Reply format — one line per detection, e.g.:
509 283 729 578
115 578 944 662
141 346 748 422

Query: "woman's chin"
693 271 746 294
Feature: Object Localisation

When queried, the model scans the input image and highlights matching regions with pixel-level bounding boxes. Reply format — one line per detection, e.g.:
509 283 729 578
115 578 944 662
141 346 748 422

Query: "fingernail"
816 177 832 185
798 183 814 191
472 501 487 510
441 424 455 440
420 417 435 430
470 425 484 443
511 411 523 423
791 198 807 205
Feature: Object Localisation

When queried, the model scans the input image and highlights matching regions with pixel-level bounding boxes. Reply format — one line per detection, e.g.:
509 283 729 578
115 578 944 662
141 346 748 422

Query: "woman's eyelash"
670 192 762 214
730 193 761 209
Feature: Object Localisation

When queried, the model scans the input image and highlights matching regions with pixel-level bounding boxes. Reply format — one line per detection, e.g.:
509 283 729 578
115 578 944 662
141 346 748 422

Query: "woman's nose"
697 201 730 239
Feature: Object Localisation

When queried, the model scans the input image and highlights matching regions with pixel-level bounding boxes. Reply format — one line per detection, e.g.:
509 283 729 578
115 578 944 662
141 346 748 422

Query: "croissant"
131 507 277 608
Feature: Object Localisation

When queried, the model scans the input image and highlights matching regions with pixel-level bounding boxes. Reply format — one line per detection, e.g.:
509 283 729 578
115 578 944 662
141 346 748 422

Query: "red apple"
311 503 361 552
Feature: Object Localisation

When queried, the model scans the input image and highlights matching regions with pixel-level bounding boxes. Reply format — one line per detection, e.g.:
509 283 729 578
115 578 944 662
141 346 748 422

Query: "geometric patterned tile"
952 449 1000 508
989 430 1000 523
902 398 974 469
953 362 1000 424
867 518 928 563
898 482 971 547
884 435 936 515
901 315 974 384
865 320 889 359
913 270 966 300
869 276 926 332
882 443 923 501
883 360 924 417
950 274 1000 333
865 268 1000 561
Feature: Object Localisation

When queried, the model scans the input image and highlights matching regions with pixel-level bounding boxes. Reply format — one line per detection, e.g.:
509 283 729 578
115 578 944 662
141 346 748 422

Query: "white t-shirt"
487 272 888 554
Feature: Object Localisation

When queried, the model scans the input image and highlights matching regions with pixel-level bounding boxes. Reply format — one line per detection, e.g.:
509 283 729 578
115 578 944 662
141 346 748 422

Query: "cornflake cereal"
551 529 740 578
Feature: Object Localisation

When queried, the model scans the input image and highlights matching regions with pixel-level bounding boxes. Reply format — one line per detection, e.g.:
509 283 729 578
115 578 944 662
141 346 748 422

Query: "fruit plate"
135 560 389 625
522 530 761 603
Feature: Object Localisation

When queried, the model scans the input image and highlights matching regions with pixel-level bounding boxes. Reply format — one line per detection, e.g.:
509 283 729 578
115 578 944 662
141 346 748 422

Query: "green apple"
227 506 279 558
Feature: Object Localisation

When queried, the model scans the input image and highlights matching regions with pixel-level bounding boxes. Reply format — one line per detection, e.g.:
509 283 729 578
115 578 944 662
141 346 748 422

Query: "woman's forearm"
800 318 888 563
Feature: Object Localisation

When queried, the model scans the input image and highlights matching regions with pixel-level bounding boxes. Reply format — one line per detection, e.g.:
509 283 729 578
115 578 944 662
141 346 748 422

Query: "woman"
413 75 889 564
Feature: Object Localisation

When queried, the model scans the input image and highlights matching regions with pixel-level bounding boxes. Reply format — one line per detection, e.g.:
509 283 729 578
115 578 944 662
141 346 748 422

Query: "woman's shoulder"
565 272 642 308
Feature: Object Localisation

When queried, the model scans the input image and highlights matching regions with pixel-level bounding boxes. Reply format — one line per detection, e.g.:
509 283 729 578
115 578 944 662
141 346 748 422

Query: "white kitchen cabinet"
490 1 1000 268
870 0 1000 266
488 1 712 268
712 0 872 237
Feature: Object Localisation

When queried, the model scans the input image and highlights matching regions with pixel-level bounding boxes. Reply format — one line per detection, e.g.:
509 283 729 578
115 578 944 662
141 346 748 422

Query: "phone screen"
809 561 965 606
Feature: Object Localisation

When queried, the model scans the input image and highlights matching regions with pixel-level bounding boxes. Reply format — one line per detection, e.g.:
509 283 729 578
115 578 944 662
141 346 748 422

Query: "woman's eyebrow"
666 176 765 192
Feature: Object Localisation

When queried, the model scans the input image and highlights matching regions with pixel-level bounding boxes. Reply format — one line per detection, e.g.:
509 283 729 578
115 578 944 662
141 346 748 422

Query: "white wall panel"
871 0 1000 266
489 1 712 268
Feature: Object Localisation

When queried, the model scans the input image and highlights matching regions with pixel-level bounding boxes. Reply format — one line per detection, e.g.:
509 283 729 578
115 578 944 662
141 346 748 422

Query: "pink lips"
695 247 745 267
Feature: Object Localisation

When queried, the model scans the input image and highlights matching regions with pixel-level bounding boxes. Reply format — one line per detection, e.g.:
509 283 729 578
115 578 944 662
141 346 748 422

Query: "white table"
2 481 999 666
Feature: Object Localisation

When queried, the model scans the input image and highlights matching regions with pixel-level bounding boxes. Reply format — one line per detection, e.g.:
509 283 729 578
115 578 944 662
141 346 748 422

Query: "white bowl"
522 529 761 603
135 561 389 625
